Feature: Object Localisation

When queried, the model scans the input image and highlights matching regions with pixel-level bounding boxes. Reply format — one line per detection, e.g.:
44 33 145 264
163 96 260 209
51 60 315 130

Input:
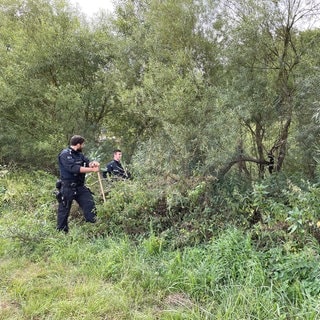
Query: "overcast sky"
70 0 114 17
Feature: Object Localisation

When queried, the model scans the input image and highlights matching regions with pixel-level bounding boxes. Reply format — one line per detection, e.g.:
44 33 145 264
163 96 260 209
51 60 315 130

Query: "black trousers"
57 185 96 232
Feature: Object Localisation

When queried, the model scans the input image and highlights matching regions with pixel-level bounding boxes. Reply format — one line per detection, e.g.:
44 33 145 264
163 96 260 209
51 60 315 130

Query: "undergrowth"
1 169 320 319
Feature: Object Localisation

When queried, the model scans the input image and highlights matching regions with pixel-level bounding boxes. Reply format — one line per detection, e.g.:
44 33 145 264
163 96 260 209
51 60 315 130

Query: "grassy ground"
1 170 320 319
1 227 320 319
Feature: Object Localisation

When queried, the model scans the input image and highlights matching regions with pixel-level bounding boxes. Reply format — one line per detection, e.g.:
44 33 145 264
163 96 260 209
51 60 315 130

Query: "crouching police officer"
56 135 100 233
102 149 131 181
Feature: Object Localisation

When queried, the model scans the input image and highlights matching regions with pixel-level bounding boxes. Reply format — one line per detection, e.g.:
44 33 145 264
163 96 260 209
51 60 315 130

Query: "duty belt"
61 180 83 188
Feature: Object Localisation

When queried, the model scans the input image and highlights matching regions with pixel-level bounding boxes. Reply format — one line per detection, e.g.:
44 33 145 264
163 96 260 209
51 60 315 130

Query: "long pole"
97 171 106 203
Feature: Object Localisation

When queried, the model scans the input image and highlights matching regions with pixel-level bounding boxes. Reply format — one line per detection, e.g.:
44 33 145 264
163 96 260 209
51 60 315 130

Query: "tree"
215 0 320 178
109 0 231 178
0 0 115 170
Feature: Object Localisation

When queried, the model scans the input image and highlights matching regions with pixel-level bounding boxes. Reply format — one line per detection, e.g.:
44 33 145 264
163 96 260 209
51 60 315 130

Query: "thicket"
1 168 320 318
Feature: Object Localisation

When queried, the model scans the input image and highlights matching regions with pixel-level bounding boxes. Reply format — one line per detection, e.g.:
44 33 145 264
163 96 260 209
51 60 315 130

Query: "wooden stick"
97 171 106 203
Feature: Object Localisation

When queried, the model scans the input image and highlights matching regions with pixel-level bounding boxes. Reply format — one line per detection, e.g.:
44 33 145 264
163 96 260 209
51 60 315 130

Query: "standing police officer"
56 135 100 233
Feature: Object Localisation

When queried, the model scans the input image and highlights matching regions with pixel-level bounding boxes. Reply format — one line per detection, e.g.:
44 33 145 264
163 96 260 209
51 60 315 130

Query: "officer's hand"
91 166 100 172
89 161 100 168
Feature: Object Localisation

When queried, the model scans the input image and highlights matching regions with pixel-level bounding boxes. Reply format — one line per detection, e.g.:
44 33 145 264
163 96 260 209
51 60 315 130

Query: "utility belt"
55 180 83 206
62 180 84 188
56 180 84 189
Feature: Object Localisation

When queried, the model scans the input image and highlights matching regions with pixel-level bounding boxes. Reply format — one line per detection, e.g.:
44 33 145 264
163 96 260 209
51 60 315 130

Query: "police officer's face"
114 152 122 161
77 143 85 152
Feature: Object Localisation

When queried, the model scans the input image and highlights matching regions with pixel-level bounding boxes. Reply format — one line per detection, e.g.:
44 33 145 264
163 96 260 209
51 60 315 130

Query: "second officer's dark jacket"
102 160 130 179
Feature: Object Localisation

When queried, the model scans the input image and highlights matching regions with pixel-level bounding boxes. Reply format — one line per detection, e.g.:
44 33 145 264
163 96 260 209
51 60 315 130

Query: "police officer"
102 149 131 181
56 135 100 233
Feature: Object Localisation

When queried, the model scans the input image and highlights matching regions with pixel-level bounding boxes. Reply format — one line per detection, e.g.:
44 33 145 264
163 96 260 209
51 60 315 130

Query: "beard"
77 147 83 152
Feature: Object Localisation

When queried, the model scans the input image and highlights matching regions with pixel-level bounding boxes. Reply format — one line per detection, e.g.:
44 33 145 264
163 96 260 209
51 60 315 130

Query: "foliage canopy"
1 0 320 183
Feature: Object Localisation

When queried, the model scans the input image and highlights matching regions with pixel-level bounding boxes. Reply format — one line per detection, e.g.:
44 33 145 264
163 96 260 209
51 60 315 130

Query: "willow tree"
215 0 320 179
0 0 115 169
109 0 234 178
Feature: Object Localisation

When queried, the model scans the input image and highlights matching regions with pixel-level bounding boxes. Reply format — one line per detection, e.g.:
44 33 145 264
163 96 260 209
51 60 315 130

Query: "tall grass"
1 170 320 319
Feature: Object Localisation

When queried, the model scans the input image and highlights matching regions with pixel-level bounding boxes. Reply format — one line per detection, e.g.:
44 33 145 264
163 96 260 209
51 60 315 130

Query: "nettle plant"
232 178 320 236
284 181 320 235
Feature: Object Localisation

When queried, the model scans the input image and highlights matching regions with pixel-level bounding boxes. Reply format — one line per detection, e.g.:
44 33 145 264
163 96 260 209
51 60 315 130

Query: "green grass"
2 230 320 319
1 170 320 319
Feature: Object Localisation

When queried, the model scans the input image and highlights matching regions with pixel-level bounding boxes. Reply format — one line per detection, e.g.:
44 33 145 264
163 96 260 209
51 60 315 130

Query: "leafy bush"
261 244 320 303
98 180 161 235
0 170 57 258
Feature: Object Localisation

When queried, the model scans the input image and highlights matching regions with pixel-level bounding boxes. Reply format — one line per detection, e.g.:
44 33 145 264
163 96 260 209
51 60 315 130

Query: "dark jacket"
102 160 130 180
58 147 90 185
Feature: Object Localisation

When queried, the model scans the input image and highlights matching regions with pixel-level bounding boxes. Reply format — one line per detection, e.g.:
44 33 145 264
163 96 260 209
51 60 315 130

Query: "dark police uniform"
57 147 96 232
102 160 130 180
